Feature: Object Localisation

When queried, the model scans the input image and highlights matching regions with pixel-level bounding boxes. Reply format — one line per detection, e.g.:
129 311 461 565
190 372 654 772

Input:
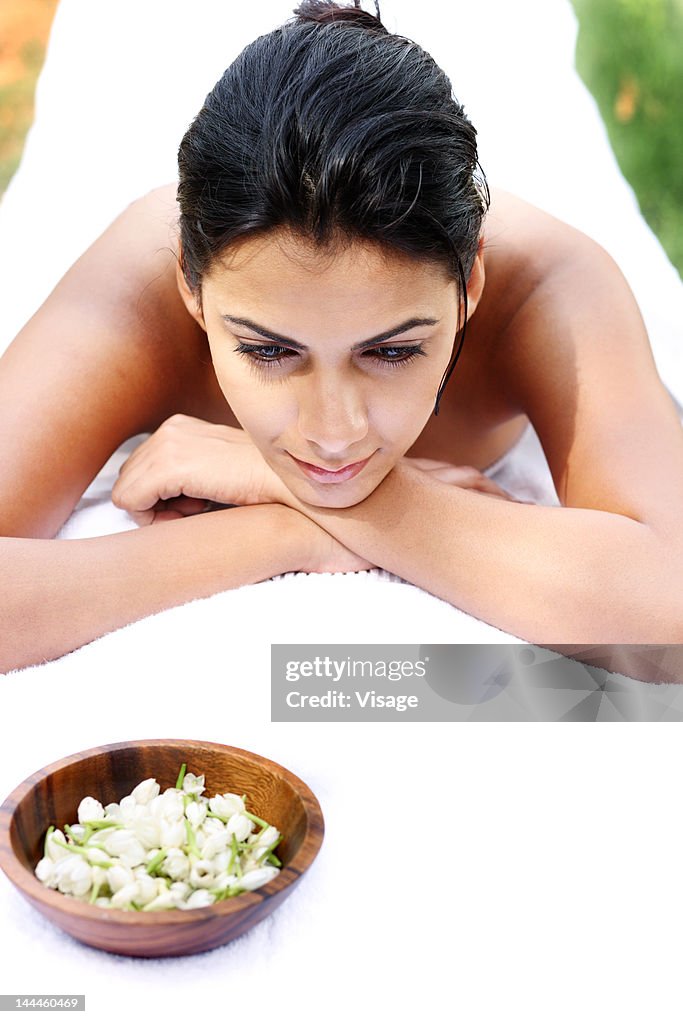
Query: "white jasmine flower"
84 847 111 867
226 813 252 842
169 881 190 901
201 832 229 860
131 815 161 850
155 789 185 822
184 889 216 910
143 889 177 911
119 795 138 824
211 851 231 876
45 829 70 862
182 773 205 797
208 793 245 820
160 820 185 849
102 829 146 868
77 796 105 823
189 860 216 889
103 802 122 822
67 824 88 843
107 864 134 893
212 872 238 892
110 882 140 909
201 817 225 835
55 856 92 897
239 866 280 891
133 872 158 906
250 826 280 850
185 801 206 830
131 778 160 805
163 848 190 881
35 857 58 887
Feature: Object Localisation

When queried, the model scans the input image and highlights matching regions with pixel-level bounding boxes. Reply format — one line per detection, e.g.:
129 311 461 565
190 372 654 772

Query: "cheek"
214 370 296 444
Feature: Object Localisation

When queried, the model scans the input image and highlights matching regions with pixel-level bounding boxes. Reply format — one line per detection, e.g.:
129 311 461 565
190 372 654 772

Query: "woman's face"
189 230 483 508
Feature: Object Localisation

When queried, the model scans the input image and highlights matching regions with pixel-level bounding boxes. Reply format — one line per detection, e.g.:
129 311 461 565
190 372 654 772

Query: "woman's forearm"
292 463 683 642
0 504 305 672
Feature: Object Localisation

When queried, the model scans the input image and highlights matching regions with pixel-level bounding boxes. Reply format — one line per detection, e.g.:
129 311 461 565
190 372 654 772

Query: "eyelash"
234 342 427 370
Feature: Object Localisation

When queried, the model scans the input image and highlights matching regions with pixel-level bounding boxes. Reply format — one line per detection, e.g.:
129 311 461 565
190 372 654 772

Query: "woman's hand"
112 414 288 525
401 456 520 501
297 516 376 574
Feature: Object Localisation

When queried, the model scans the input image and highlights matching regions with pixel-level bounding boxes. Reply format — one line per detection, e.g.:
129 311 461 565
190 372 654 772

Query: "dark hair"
177 0 489 412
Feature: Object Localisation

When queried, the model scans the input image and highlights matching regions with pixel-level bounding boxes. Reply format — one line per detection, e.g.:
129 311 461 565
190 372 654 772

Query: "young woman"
1 0 682 673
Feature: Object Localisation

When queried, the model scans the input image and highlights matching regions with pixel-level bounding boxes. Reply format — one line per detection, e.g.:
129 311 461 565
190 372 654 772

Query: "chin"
293 476 384 510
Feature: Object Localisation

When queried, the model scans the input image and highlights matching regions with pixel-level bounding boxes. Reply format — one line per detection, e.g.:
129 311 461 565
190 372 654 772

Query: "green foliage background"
571 0 683 278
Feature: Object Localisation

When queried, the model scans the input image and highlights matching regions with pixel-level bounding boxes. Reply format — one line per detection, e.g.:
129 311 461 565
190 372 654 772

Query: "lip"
288 452 375 484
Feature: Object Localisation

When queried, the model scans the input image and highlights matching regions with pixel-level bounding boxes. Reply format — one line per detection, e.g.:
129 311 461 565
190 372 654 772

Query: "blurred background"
0 0 681 277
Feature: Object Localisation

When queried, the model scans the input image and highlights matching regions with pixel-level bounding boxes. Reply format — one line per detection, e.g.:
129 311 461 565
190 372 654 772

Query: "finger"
164 495 210 516
150 509 186 524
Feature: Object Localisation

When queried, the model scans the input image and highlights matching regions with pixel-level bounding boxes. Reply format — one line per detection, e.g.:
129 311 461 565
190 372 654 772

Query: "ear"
175 252 207 331
463 235 486 321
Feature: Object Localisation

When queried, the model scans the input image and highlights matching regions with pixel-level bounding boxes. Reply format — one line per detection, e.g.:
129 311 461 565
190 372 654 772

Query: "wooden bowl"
0 739 324 957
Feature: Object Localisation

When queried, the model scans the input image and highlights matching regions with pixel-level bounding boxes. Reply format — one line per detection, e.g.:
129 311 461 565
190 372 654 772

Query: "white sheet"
1 4 683 1019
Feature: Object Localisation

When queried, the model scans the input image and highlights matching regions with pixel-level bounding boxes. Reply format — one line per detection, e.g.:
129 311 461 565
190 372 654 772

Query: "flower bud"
56 856 93 897
201 832 229 860
163 848 190 881
160 820 185 849
144 889 176 911
103 802 122 822
102 829 146 868
208 793 245 819
35 857 57 887
85 847 110 866
185 801 207 830
134 872 158 906
111 882 140 908
107 864 134 893
45 829 69 862
250 826 280 849
189 860 215 889
184 889 216 910
131 778 160 805
77 797 105 823
226 813 252 842
239 866 279 891
156 789 185 822
182 773 205 797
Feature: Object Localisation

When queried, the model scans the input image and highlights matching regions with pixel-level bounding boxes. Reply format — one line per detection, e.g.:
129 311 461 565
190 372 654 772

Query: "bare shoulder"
480 190 683 532
0 183 211 538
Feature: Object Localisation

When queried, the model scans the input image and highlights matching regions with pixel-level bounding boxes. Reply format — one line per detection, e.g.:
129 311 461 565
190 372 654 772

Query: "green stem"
43 825 54 858
176 763 187 790
244 810 269 829
145 849 167 876
184 819 201 858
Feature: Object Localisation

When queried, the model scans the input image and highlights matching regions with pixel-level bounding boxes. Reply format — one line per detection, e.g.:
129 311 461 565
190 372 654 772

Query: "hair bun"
292 1 387 34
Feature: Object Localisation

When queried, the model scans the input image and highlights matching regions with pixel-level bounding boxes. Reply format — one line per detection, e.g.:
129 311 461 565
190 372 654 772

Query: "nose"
296 372 369 457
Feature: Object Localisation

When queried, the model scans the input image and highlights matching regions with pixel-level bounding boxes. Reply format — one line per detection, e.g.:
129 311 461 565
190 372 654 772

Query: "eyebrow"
221 315 441 350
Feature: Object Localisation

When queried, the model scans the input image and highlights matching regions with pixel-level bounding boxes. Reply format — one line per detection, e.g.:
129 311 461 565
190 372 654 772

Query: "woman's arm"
1 502 371 673
284 463 681 641
0 505 306 673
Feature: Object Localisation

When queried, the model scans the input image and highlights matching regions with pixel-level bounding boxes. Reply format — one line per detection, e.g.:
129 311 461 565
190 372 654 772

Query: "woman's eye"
235 342 295 365
366 345 426 366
